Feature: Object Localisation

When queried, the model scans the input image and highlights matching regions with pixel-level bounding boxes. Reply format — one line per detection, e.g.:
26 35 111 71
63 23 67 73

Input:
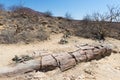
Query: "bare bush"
44 10 53 17
82 14 92 21
107 5 120 22
65 12 73 20
80 12 107 41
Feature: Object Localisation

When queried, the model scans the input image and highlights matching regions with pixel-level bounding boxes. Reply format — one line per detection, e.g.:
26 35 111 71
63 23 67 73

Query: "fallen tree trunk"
0 45 112 77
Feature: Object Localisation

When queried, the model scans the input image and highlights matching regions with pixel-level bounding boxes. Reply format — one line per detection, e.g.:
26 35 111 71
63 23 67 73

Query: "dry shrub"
74 19 107 41
36 29 50 41
0 29 16 44
0 28 50 44
15 31 36 43
44 10 53 17
15 29 49 44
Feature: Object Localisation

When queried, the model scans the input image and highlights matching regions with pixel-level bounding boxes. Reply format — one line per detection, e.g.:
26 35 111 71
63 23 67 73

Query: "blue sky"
0 0 120 19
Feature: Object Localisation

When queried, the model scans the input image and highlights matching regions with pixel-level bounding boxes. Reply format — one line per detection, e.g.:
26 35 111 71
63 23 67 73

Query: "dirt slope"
0 8 120 44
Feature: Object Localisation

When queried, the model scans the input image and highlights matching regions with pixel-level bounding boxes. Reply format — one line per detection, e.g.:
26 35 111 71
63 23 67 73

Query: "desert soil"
0 34 120 80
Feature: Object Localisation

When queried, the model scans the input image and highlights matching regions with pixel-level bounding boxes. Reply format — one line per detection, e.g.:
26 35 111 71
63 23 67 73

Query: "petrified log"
0 60 40 77
40 55 57 71
52 52 76 71
70 50 87 63
0 45 112 77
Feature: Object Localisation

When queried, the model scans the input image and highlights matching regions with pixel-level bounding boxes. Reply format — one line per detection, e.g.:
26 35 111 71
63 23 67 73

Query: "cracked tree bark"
0 45 112 77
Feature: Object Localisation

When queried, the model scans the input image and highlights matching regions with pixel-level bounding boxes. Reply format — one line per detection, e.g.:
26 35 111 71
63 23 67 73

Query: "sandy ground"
0 34 120 80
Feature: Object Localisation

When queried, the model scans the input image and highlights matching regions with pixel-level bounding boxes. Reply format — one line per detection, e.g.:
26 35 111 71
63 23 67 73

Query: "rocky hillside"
0 7 120 44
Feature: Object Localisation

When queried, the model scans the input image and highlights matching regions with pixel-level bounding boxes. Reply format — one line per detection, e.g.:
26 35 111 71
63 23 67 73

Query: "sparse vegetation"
79 5 120 41
0 27 50 44
0 6 50 44
0 5 120 44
